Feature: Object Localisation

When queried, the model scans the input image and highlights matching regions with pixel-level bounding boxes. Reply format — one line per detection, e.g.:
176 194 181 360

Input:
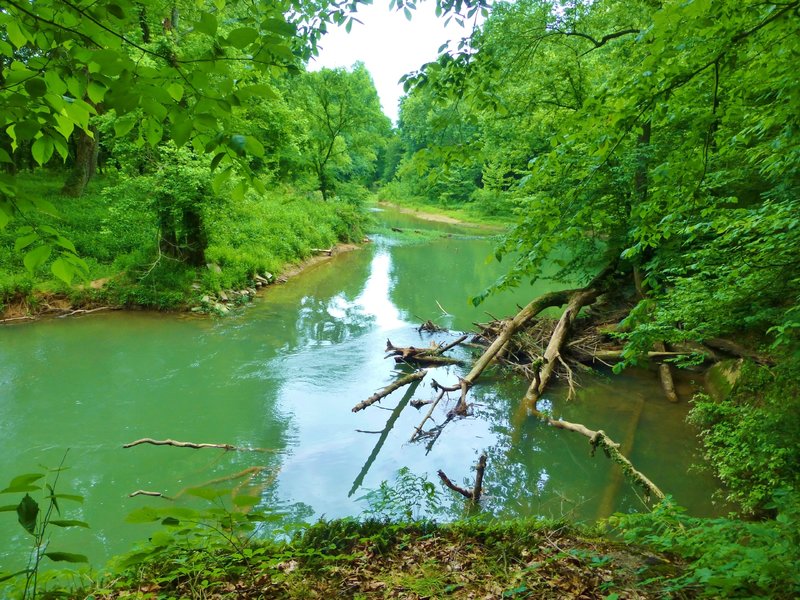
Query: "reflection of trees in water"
466 383 611 522
294 293 376 347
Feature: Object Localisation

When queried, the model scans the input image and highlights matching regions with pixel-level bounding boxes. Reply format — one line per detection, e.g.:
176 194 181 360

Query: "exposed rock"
206 263 222 274
219 291 229 302
704 358 744 402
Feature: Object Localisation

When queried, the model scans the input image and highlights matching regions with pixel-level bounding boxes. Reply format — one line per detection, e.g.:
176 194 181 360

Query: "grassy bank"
0 172 368 318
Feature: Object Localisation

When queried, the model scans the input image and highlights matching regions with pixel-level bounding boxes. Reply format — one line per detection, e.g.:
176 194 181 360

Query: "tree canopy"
392 0 800 358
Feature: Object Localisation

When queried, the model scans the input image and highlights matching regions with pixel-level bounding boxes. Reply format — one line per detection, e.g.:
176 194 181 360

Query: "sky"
309 3 481 124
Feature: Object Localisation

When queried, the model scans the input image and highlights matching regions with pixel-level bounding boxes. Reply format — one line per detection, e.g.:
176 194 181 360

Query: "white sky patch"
309 3 480 124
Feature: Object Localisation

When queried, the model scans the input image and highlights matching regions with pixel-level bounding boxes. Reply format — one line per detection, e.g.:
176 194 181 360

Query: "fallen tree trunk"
352 370 428 412
451 288 578 415
654 342 679 403
523 288 602 408
584 350 706 362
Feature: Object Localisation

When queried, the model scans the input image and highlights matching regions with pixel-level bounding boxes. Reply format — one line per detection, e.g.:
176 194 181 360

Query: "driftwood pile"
350 264 768 506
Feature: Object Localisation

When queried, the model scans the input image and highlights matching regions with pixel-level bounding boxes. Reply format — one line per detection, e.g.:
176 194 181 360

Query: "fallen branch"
582 350 706 362
352 370 428 412
438 470 472 499
123 438 272 452
385 338 465 366
410 379 459 441
129 490 172 499
452 288 580 415
523 287 602 408
534 411 665 501
57 306 116 318
417 319 444 333
438 453 488 503
0 315 35 324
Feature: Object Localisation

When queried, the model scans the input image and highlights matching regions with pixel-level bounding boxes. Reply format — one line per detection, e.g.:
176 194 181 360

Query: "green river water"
0 208 721 574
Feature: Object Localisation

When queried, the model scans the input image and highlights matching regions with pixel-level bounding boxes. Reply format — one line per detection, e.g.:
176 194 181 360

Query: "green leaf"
244 136 264 157
171 118 193 147
0 570 29 584
106 3 125 19
0 504 18 512
49 519 90 528
16 494 39 535
1 473 44 494
24 244 52 273
50 257 75 284
232 494 260 508
44 552 88 563
166 83 184 102
196 13 218 36
6 21 27 48
14 232 38 252
31 136 54 166
114 114 137 138
87 81 106 104
227 27 258 48
53 493 83 503
24 78 48 97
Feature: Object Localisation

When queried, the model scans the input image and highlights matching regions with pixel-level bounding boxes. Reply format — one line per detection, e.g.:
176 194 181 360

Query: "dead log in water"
385 335 467 366
352 369 428 412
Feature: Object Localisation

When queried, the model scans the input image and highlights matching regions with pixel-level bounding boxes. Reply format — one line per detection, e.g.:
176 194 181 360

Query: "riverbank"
0 174 369 324
0 242 364 324
52 519 688 599
374 200 510 231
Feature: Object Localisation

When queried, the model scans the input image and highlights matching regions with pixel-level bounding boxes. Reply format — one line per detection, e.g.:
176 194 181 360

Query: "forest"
1 0 799 598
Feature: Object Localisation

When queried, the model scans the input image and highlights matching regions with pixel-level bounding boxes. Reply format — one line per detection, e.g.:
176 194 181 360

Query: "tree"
0 0 372 282
291 63 391 200
408 0 800 359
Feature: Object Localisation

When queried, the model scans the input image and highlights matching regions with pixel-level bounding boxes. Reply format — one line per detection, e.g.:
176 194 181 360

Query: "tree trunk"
62 126 99 197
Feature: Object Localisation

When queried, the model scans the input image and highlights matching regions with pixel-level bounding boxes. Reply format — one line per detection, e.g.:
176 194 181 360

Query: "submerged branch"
123 438 272 452
352 369 428 412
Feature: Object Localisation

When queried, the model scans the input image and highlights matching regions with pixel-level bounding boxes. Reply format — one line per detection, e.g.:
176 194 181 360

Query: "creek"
0 207 721 573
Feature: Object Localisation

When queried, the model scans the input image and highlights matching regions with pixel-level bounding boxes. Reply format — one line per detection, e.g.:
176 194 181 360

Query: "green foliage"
358 467 447 522
0 456 87 599
609 493 800 599
288 63 392 201
688 361 800 514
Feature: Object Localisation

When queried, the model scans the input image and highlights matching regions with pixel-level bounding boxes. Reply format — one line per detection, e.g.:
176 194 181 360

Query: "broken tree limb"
385 338 465 366
410 379 460 441
582 350 708 362
654 342 679 403
472 454 487 503
123 438 272 452
352 369 428 412
451 288 579 415
129 490 173 499
438 453 488 503
438 470 472 499
533 410 665 501
524 287 603 408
